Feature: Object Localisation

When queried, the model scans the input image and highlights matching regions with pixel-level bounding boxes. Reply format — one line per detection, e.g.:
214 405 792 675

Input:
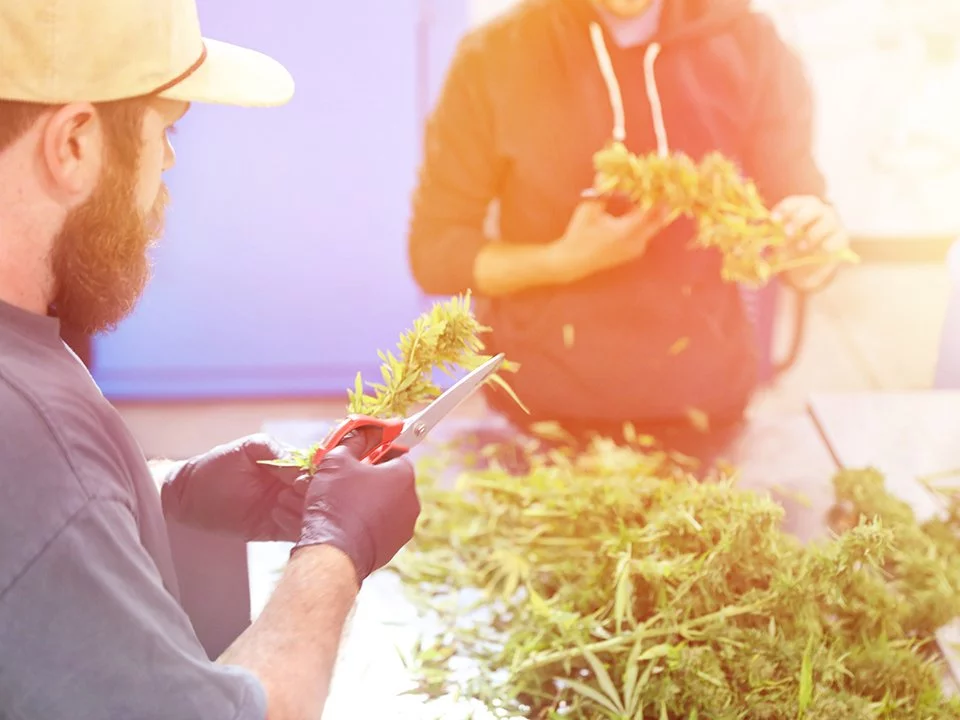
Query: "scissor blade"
398 353 506 446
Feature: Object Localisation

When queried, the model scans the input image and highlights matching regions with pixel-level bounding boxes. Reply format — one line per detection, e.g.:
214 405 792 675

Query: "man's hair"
0 98 149 158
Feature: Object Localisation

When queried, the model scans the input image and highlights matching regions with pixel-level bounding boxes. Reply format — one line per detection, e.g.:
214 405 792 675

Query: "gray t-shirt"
0 300 266 719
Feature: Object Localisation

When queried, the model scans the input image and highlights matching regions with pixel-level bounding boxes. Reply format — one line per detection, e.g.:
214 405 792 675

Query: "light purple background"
93 0 469 399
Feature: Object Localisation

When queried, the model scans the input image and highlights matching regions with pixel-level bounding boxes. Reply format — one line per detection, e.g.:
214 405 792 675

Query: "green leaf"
614 548 634 633
638 644 674 662
256 458 304 468
579 647 625 715
797 635 815 715
528 589 551 617
488 374 529 415
623 638 644 715
562 678 623 716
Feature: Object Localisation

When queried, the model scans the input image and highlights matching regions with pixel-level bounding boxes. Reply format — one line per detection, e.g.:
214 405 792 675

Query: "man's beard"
49 156 169 335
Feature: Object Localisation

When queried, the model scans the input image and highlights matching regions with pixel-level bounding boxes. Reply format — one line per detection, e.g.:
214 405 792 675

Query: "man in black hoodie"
408 0 849 451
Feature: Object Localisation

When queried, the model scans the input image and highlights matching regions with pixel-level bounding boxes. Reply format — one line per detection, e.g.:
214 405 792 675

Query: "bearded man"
0 1 421 718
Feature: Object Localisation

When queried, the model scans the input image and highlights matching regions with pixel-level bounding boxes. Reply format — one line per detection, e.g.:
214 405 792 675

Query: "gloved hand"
291 427 420 585
161 434 301 541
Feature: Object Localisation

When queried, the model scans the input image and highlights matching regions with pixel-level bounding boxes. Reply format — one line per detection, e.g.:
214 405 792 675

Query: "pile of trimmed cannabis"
390 437 960 719
591 142 860 286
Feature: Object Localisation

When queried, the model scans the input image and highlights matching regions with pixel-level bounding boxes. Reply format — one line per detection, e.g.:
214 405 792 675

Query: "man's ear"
40 103 103 201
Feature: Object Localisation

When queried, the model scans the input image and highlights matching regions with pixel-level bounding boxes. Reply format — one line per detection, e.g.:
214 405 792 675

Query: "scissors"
310 352 506 466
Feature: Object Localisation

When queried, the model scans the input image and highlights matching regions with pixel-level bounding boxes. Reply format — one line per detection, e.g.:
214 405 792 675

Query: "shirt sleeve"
407 32 504 296
741 15 828 206
0 497 266 720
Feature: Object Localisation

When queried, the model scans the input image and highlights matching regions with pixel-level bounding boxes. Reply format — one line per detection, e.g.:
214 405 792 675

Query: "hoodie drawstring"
642 42 668 156
589 22 626 143
589 22 669 157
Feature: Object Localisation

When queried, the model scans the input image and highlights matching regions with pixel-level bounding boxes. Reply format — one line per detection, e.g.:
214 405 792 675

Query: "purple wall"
93 0 469 400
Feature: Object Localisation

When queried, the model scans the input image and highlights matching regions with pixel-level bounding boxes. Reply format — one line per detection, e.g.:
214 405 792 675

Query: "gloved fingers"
239 433 290 462
265 463 304 486
329 426 386 461
277 486 306 513
270 488 306 541
374 446 408 464
378 453 416 481
320 443 415 482
272 505 303 542
239 433 305 485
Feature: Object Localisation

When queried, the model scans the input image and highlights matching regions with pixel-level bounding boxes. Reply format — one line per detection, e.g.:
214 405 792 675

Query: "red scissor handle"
310 414 407 467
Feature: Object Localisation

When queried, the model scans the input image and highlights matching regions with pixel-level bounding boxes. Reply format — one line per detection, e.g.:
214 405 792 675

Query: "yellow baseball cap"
0 0 294 107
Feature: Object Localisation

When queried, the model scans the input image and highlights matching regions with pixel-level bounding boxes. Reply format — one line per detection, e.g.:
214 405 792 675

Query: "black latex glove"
290 427 420 585
161 434 301 541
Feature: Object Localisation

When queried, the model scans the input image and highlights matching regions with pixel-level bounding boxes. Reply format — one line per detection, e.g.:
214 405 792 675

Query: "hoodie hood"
656 0 752 44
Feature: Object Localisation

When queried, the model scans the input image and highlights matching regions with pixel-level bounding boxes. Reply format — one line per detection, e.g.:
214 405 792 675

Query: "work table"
171 391 960 717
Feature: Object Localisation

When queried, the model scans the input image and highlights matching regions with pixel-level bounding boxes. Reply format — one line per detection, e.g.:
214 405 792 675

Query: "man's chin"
597 0 655 18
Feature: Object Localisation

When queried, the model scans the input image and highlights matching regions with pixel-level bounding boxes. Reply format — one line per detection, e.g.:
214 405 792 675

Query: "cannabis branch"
592 142 860 286
262 292 521 477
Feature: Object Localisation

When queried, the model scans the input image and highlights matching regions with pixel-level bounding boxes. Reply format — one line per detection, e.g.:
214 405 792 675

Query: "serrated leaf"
579 647 624 715
798 635 815 714
614 548 633 632
561 678 622 716
623 638 644 714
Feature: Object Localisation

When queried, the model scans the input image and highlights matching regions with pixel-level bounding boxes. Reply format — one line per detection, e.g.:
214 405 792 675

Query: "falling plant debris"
684 407 710 433
668 337 690 356
261 292 524 478
592 142 860 287
562 324 575 349
390 438 960 719
621 421 657 449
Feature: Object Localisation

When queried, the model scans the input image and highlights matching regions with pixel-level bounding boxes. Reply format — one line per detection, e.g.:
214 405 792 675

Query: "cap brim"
158 38 294 108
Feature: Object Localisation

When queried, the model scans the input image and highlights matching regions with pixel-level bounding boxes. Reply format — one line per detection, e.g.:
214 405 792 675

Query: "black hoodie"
408 0 826 428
